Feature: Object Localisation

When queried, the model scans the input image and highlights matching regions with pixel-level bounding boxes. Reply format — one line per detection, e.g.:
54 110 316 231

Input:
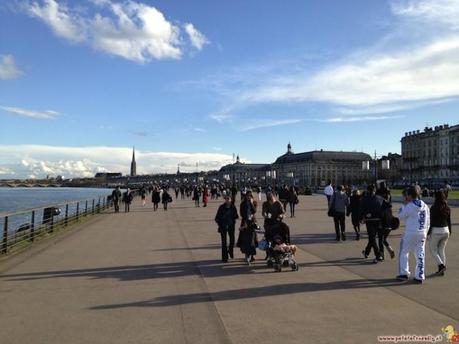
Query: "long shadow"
0 259 267 282
152 245 220 252
89 277 403 310
300 257 377 267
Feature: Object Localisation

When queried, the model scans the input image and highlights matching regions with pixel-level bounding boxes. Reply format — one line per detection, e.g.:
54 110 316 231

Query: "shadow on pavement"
89 277 403 310
0 259 268 282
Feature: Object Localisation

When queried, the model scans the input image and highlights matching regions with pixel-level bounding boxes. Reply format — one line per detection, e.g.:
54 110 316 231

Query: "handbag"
258 239 269 251
390 217 400 230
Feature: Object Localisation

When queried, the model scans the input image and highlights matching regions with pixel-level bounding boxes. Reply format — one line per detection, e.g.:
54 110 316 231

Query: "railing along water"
0 196 113 255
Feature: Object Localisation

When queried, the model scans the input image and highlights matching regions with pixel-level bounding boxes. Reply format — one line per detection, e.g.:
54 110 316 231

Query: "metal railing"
0 196 113 255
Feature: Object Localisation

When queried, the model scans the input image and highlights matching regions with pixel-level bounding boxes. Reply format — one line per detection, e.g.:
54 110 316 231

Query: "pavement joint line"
294 240 459 322
169 205 234 344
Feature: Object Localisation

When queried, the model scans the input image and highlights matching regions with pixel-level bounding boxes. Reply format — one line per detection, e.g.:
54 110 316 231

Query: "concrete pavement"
0 195 458 344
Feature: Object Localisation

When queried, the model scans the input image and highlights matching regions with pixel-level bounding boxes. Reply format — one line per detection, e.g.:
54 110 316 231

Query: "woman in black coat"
162 190 172 211
151 187 161 211
237 191 258 264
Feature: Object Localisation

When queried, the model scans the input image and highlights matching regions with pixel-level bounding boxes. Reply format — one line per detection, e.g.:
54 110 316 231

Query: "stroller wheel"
274 263 282 272
283 259 290 267
267 260 273 268
291 262 299 271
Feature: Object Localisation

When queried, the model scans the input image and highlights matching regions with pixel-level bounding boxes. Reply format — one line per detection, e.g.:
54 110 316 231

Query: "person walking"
359 184 383 263
288 186 299 218
193 187 200 207
162 189 172 211
140 187 146 207
324 180 334 205
279 185 289 211
175 187 180 200
329 185 349 241
257 186 262 202
428 190 451 276
262 191 290 244
152 187 161 211
111 186 121 213
347 189 361 240
397 186 430 283
122 188 133 213
215 195 239 262
237 191 258 264
377 182 395 260
203 187 209 207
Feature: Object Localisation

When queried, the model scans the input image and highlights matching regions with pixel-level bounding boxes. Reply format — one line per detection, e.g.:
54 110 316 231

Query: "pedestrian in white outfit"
397 186 430 283
428 190 451 276
324 180 334 205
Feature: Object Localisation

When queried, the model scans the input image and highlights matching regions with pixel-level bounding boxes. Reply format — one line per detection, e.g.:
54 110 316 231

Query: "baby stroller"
262 221 299 272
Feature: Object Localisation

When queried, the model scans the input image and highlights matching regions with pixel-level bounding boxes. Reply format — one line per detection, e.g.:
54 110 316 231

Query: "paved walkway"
1 195 458 344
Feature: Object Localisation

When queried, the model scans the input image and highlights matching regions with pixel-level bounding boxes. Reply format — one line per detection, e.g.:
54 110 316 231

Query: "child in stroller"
264 222 299 272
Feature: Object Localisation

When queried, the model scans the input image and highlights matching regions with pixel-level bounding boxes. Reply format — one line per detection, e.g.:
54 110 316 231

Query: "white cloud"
28 0 86 42
239 119 303 131
207 0 459 119
25 0 207 63
184 23 209 50
0 105 60 119
0 55 23 80
322 115 402 123
0 145 235 179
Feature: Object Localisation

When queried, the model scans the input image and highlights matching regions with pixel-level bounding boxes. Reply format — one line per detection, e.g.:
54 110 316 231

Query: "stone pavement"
0 195 458 344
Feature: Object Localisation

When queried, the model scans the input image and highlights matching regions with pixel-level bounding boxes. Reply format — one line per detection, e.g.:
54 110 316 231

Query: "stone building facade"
401 124 459 182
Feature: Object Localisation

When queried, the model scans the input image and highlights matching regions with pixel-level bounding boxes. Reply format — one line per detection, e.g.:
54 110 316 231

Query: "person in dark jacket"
376 182 395 260
279 185 289 211
152 187 161 211
288 186 299 218
111 186 121 213
192 187 200 207
262 191 290 244
360 184 383 263
162 190 172 211
428 190 451 276
347 189 361 240
237 191 258 264
329 185 350 241
215 195 239 262
122 188 133 213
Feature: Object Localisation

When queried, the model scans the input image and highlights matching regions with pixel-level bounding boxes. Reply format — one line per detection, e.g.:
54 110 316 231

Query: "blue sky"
1 0 459 178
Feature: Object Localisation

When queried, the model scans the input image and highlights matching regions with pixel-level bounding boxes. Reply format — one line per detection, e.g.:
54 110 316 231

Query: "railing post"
85 200 88 216
30 211 35 242
65 204 69 226
97 197 101 213
2 216 8 254
102 197 106 210
76 202 80 221
92 199 95 215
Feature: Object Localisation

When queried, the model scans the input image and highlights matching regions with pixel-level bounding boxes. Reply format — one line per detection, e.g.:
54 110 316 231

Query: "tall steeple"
130 147 137 177
287 142 293 154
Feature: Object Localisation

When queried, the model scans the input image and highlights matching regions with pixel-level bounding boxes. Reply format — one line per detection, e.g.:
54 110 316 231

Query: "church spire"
130 146 137 177
287 142 292 154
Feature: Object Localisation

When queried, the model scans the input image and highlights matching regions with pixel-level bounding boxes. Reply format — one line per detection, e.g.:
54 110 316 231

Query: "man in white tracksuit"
397 186 430 283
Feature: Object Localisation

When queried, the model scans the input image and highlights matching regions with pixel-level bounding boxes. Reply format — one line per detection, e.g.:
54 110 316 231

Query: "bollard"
92 199 95 215
103 197 106 210
65 204 69 227
76 202 80 221
30 211 35 242
2 216 8 254
85 200 88 216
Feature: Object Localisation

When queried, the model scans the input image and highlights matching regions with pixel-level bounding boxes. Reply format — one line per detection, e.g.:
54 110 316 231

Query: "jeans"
378 227 392 258
124 202 130 212
333 212 345 238
220 226 235 261
429 229 449 266
364 220 380 258
289 202 295 217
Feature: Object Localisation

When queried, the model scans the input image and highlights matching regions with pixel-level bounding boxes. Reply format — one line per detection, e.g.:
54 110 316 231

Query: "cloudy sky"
1 0 459 179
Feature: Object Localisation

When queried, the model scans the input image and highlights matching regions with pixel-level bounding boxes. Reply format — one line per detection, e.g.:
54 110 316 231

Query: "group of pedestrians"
326 181 452 283
215 189 290 264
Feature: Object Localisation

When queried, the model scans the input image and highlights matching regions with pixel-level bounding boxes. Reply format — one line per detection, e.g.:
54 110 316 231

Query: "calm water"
0 187 113 214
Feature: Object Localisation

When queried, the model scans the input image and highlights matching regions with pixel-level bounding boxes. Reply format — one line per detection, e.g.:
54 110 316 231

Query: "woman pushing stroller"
237 190 258 265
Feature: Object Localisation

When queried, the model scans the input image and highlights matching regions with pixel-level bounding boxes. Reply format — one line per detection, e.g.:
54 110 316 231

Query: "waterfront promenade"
0 195 458 344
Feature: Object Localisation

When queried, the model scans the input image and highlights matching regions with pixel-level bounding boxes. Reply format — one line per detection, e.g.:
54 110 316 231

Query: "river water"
0 187 114 233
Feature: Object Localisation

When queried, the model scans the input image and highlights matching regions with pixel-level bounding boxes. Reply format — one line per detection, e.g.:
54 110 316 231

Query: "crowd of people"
326 180 452 283
110 179 452 283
